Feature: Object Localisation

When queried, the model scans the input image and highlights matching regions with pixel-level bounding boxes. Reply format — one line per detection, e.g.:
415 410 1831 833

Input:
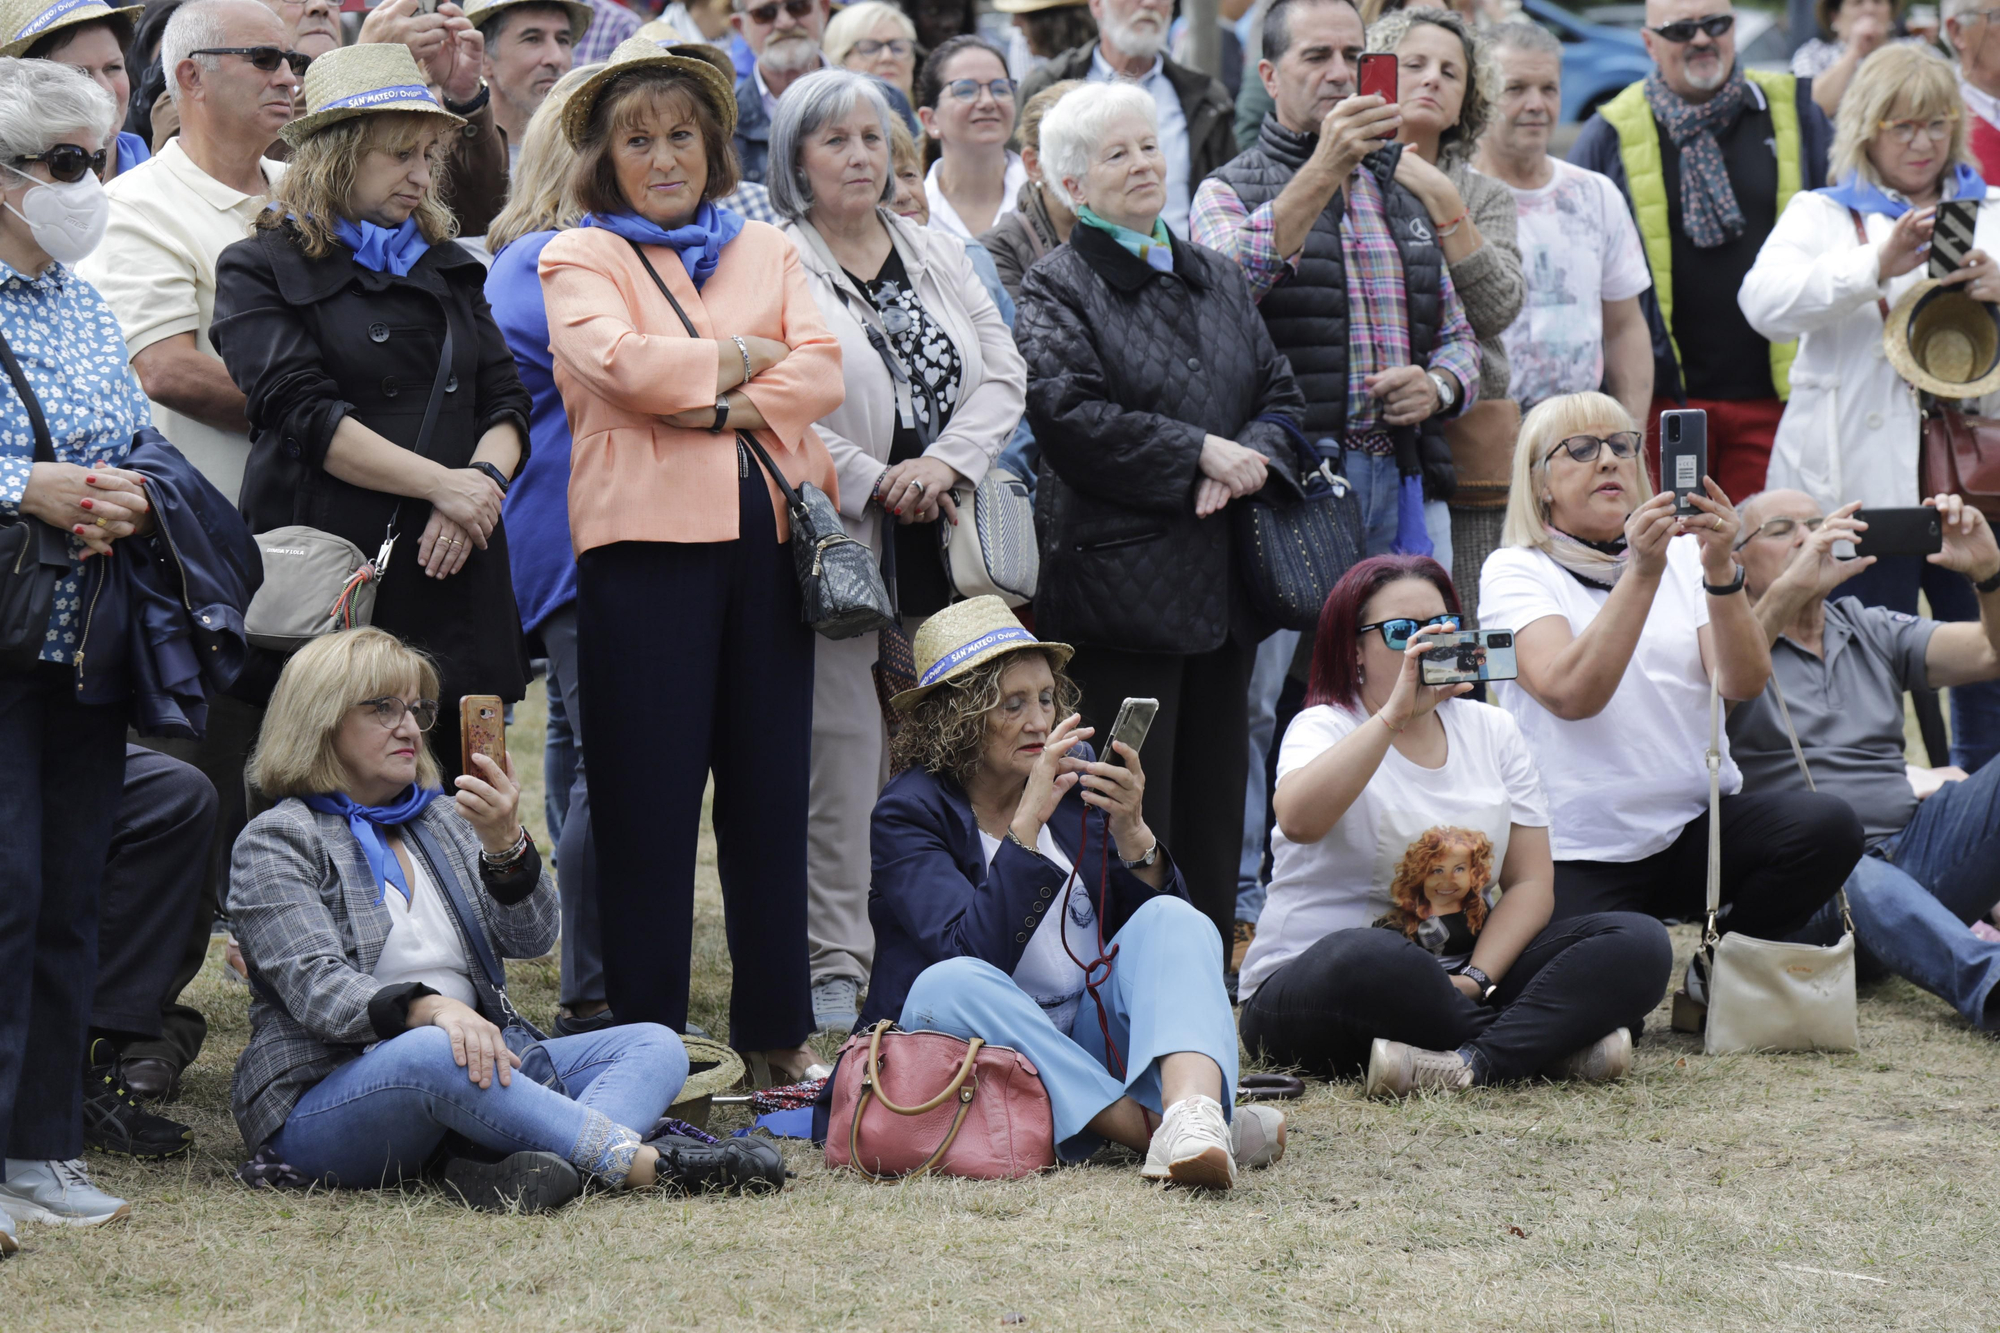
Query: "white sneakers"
1232 1103 1288 1171
1544 1028 1634 1083
0 1159 130 1227
1365 1039 1475 1099
1140 1096 1290 1189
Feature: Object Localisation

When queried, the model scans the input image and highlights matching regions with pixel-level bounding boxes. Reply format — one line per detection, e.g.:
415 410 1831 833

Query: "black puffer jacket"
1015 223 1305 655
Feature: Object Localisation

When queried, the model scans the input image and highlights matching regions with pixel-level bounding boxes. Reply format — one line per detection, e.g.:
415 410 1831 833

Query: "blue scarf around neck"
1818 163 1988 218
334 216 432 276
303 786 442 904
1077 205 1174 273
584 201 745 290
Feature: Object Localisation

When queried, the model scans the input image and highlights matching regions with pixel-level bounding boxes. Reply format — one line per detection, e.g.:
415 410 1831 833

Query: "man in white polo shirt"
76 0 295 505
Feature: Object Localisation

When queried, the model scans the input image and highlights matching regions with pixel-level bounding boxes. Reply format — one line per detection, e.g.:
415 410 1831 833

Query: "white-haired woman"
771 68 1026 1034
1477 392 1861 1016
0 55 157 1244
823 0 918 109
1013 79 1305 946
1740 43 2000 769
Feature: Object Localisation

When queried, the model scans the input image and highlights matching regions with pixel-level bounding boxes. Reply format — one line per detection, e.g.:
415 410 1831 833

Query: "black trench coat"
211 220 532 775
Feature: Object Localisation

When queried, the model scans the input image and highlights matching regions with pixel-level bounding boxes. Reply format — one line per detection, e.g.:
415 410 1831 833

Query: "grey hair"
1037 79 1155 211
0 57 115 160
768 68 896 220
161 0 242 106
1487 18 1562 61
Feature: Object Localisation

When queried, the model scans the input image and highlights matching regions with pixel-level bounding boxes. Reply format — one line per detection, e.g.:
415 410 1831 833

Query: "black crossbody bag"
0 323 79 671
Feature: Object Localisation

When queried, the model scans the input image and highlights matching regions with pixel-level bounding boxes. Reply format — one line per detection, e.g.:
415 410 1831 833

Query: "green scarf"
1078 206 1173 272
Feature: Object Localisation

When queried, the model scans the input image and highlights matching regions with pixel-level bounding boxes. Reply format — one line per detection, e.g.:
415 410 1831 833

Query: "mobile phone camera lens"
1489 633 1511 648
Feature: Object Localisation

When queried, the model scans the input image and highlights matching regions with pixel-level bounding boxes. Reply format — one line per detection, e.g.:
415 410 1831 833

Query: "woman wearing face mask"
209 46 532 781
0 0 148 181
0 56 160 1246
918 35 1026 239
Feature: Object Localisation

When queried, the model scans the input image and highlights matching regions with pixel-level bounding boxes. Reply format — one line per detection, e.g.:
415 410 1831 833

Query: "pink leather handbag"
824 1021 1057 1181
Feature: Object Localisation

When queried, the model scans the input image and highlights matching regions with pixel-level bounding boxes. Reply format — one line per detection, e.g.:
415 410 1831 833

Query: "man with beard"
1568 0 1831 501
465 0 591 171
1017 0 1234 234
731 0 831 183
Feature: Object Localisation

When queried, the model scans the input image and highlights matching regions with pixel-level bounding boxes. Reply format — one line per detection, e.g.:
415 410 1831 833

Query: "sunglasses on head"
1356 614 1460 651
1646 13 1733 42
190 46 312 74
744 0 814 23
14 143 106 183
1542 431 1641 466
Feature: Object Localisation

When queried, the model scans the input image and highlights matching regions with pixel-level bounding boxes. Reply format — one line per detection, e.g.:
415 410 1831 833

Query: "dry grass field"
4 682 1995 1331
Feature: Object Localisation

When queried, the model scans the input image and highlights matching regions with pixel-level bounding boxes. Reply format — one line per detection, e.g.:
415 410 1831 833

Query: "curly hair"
1380 826 1494 941
256 111 458 260
887 648 1080 789
1364 6 1492 170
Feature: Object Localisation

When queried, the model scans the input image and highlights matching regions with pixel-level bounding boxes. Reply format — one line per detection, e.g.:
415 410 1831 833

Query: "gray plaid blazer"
226 795 559 1154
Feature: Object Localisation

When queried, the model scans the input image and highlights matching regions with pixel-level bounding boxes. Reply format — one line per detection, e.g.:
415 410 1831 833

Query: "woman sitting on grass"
864 598 1284 1190
228 628 782 1211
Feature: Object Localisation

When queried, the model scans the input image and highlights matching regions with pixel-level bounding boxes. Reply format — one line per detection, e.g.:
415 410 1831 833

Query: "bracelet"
1702 562 1747 597
480 825 531 868
470 460 509 495
442 79 490 116
1435 211 1468 238
871 466 892 503
730 334 753 385
1377 711 1407 734
1976 565 2000 595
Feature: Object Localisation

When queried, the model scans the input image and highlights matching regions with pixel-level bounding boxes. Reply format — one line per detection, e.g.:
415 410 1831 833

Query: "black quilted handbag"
0 321 74 671
626 239 893 641
1233 456 1365 632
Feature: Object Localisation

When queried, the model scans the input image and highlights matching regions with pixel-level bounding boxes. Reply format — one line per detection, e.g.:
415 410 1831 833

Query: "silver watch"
1427 369 1458 413
1120 839 1161 869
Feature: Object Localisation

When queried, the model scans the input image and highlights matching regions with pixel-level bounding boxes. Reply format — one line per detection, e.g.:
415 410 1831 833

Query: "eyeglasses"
190 46 312 74
1734 514 1824 549
944 77 1017 102
1646 13 1733 42
1878 113 1959 144
743 0 815 24
356 696 439 732
1958 6 2000 22
13 143 106 183
851 37 912 57
1356 614 1460 650
1542 431 1641 466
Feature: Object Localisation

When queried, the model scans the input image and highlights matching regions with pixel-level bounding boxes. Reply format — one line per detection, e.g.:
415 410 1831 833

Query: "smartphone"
412 0 439 12
1852 506 1945 558
459 694 505 777
1106 696 1159 766
1657 409 1708 517
1358 52 1398 106
1419 630 1520 686
1932 198 1979 279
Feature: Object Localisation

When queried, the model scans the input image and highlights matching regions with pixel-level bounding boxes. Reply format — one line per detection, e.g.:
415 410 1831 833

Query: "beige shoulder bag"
1698 676 1860 1054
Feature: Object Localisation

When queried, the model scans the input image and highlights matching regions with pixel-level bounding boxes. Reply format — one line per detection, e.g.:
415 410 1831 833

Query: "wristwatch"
470 460 509 495
443 79 490 117
1120 839 1161 869
1456 963 1498 1005
1976 565 2000 595
709 395 730 434
1702 562 1748 596
1426 369 1459 414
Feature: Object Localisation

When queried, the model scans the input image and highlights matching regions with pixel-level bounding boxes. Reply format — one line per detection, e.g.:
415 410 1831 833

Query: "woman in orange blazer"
540 38 843 1081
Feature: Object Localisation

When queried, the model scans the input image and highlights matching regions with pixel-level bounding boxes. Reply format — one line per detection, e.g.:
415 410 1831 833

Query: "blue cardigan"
861 745 1190 1028
485 230 576 635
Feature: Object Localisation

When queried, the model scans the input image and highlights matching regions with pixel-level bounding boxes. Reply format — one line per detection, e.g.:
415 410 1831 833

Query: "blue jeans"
541 664 576 845
1341 451 1403 559
271 1022 688 1187
541 606 604 1009
1235 628 1299 923
898 897 1240 1161
1791 755 2000 1026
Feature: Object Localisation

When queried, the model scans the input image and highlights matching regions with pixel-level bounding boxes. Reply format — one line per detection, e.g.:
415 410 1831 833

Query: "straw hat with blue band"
461 0 595 49
0 0 142 59
562 34 738 148
890 595 1072 713
281 43 466 147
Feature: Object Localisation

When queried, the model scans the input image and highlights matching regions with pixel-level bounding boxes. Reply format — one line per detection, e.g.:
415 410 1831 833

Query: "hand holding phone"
1657 409 1708 517
459 694 506 779
1851 506 1944 558
1357 52 1398 105
1418 630 1520 686
1932 199 1979 279
1107 697 1159 767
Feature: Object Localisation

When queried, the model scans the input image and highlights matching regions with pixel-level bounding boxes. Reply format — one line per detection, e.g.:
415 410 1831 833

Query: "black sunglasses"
744 0 814 23
1356 614 1460 651
1542 431 1641 466
1647 14 1733 42
191 46 312 74
14 143 107 183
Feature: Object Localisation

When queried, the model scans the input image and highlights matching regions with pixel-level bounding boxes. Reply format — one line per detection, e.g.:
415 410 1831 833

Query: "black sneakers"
443 1151 583 1213
82 1039 193 1160
643 1134 788 1194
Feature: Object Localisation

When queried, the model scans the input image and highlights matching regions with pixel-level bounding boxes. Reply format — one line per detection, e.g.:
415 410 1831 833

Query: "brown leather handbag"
1441 399 1521 510
1922 407 2000 523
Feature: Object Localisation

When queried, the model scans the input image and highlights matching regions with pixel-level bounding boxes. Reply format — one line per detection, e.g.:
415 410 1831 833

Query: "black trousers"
576 466 815 1051
91 746 218 1068
0 663 128 1161
1238 913 1672 1082
1553 790 1862 941
1065 633 1255 950
133 686 262 913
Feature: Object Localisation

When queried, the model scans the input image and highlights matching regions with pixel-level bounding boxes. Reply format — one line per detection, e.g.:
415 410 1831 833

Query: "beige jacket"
785 210 1026 554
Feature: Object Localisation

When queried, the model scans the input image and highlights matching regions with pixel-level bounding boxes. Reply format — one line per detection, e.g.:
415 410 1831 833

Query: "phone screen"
1418 631 1520 685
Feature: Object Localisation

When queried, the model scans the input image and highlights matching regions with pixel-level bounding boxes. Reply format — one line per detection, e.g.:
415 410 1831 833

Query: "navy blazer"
861 744 1190 1028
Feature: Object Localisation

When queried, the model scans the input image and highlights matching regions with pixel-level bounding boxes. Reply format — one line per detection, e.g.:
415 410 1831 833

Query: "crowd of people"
2 0 1999 1247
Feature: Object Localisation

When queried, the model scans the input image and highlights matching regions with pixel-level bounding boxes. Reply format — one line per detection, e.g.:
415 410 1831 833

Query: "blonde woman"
228 628 785 1208
823 0 918 106
210 46 531 779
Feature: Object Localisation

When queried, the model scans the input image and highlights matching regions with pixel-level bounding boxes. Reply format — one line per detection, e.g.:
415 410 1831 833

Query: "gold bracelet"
1377 712 1408 734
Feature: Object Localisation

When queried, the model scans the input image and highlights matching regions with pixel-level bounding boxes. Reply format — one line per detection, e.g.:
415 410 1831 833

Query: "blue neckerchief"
333 216 432 276
582 201 745 289
1818 164 1988 218
303 786 442 903
1077 205 1173 273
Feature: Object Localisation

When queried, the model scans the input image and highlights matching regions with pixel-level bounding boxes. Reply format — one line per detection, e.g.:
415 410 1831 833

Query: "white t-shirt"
1478 535 1739 863
925 152 1029 241
978 824 1095 1033
1499 159 1651 410
1236 698 1550 1004
371 850 478 1008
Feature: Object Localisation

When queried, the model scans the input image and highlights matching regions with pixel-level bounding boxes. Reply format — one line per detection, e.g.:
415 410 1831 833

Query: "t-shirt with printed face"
1236 698 1551 1004
1500 159 1652 411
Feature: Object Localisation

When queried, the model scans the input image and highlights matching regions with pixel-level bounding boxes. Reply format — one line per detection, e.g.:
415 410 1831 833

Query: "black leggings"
1237 913 1672 1083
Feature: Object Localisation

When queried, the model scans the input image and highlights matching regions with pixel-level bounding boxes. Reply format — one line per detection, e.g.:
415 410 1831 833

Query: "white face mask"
4 162 109 266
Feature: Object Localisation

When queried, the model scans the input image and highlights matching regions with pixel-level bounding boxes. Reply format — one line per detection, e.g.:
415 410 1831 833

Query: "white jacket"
1739 187 2000 510
784 209 1026 555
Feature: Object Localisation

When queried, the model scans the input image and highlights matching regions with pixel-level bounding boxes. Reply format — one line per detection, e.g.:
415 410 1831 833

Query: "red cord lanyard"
1055 804 1125 1077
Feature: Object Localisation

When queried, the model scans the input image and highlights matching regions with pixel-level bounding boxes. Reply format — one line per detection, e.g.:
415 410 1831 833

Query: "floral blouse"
0 261 154 664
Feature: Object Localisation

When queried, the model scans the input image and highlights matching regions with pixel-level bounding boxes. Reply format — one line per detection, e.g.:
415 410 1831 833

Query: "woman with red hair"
1234 555 1672 1098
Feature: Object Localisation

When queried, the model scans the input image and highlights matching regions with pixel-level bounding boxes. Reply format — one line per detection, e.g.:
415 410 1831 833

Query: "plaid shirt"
1190 167 1480 442
574 0 644 64
720 180 779 227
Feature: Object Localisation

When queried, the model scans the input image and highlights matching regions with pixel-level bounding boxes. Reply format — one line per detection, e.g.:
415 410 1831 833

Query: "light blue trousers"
898 896 1240 1162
